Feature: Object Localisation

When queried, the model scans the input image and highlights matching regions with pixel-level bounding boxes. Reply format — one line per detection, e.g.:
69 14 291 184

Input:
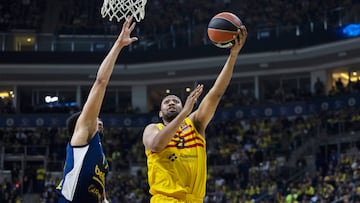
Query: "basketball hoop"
101 0 147 22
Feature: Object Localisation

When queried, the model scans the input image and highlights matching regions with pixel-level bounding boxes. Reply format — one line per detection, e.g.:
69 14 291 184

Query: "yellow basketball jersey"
145 117 206 202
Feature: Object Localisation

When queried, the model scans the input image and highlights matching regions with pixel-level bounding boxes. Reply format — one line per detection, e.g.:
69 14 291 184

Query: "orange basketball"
207 12 243 48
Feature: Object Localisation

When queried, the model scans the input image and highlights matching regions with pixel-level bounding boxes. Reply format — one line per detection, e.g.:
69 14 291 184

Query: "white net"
101 0 147 22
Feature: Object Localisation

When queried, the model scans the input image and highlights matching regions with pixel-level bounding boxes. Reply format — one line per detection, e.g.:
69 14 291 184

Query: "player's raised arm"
71 17 138 146
190 25 247 135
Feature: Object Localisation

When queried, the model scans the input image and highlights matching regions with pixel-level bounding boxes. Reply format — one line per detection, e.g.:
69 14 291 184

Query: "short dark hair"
66 111 82 138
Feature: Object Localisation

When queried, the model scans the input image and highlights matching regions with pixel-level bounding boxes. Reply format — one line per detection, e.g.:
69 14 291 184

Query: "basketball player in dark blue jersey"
56 17 138 203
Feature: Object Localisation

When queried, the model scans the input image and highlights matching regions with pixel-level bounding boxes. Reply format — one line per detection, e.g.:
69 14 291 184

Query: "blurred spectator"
335 78 345 94
314 77 325 96
35 164 46 194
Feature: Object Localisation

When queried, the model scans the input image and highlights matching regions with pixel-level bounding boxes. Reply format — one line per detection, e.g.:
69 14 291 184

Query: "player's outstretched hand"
182 84 203 116
117 16 138 47
230 25 247 55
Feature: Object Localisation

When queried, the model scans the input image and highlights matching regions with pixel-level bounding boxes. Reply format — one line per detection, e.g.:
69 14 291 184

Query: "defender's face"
160 95 182 122
98 119 104 133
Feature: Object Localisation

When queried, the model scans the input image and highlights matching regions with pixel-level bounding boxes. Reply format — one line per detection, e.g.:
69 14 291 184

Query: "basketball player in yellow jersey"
142 25 247 203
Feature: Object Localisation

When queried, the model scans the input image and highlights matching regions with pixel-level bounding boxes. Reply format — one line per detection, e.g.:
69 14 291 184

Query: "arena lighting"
337 23 360 38
340 73 349 80
45 96 58 103
0 92 9 98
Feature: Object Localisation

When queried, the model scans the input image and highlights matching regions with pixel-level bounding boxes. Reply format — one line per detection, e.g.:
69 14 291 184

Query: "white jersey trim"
61 145 89 200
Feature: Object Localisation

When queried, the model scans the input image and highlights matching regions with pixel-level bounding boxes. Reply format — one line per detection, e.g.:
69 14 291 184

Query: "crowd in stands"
2 80 360 202
1 0 359 49
1 1 360 202
220 76 360 109
1 102 360 202
0 97 15 114
1 76 360 202
2 76 358 115
0 0 46 32
55 0 359 50
54 0 357 34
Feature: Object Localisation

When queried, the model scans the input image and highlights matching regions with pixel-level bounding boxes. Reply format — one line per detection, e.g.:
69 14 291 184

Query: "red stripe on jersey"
166 143 204 149
170 135 204 144
184 136 204 144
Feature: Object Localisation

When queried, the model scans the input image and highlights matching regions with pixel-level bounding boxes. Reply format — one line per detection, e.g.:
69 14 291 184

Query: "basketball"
207 12 243 48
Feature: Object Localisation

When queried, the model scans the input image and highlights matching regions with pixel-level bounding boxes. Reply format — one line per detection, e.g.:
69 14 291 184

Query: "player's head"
98 118 104 138
159 95 183 123
66 111 82 138
66 112 104 139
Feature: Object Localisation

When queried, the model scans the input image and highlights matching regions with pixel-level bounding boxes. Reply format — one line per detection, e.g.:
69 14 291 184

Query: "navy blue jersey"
56 132 109 203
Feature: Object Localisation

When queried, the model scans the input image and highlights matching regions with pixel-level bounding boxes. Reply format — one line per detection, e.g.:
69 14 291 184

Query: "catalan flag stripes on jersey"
145 117 206 203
